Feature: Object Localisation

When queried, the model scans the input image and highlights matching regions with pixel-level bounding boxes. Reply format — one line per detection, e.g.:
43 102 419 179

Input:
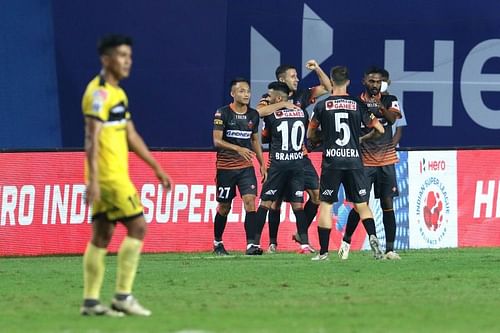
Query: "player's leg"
344 169 383 259
303 158 320 230
104 184 151 316
342 167 376 244
213 169 238 255
81 211 122 316
237 167 261 255
311 169 339 261
377 165 400 259
267 199 282 253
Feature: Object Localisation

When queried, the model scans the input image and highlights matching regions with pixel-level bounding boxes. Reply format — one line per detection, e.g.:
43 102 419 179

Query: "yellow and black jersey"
82 75 131 183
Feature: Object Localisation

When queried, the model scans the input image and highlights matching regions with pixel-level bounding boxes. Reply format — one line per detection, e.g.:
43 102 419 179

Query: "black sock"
214 213 228 242
362 218 377 237
114 293 130 301
343 209 360 243
383 210 396 252
244 211 257 245
268 209 280 245
304 199 319 228
293 209 308 244
83 299 100 307
254 206 269 245
317 227 331 255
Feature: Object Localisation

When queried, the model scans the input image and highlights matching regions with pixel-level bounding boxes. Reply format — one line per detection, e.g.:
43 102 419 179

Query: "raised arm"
305 59 332 98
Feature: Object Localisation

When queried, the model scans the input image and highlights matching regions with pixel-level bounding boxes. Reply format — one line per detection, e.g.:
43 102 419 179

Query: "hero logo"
419 158 446 174
415 177 451 245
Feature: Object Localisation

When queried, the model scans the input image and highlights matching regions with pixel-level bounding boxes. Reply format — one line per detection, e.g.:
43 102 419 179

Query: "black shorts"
216 167 257 203
364 165 399 198
319 168 370 204
261 164 304 203
303 156 319 190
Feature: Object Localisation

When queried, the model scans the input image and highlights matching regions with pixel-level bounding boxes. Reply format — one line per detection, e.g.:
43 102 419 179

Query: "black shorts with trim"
216 167 257 203
303 156 319 190
260 163 304 203
320 168 370 204
364 164 399 198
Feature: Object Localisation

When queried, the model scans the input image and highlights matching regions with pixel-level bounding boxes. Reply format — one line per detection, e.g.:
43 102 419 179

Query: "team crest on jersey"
391 100 400 111
248 120 254 129
214 110 221 117
91 89 108 113
274 109 304 119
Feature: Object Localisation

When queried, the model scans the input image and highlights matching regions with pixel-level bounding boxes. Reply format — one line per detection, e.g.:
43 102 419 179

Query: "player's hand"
85 180 100 205
305 59 319 71
237 147 255 161
283 101 302 111
260 164 268 183
155 168 172 192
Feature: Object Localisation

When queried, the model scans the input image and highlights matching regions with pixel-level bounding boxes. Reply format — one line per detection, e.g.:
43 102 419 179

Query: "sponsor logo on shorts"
359 189 367 196
265 189 277 196
294 191 304 197
322 189 334 196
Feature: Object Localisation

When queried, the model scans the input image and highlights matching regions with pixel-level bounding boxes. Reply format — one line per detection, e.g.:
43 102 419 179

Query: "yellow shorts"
92 180 143 221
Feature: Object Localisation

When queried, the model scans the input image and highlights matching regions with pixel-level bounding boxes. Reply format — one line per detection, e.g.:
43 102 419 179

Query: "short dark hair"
330 66 349 85
364 66 384 77
230 77 250 89
380 68 390 80
97 34 133 55
268 81 290 96
275 65 296 80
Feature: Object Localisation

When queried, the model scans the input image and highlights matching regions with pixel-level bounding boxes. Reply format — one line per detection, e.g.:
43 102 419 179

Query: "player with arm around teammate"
307 66 384 261
212 78 267 256
256 60 331 253
339 67 402 260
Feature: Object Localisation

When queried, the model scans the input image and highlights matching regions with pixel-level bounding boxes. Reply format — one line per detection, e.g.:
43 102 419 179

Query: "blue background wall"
1 0 499 149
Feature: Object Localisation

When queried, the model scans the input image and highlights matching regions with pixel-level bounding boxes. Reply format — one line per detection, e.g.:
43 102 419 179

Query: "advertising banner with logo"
457 150 500 247
408 151 458 248
0 151 329 256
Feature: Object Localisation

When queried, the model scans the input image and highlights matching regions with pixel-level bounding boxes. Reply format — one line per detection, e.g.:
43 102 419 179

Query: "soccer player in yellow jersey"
80 35 171 317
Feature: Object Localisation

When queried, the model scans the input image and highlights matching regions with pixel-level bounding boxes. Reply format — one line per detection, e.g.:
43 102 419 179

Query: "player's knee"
381 197 393 211
242 195 256 211
217 203 231 216
309 190 320 205
92 230 113 248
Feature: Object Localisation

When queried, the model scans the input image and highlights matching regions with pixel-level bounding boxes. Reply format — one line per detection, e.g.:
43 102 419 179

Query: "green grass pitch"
1 248 500 333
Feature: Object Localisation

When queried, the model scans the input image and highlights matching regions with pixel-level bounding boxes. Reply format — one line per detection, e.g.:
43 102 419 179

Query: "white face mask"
380 81 388 93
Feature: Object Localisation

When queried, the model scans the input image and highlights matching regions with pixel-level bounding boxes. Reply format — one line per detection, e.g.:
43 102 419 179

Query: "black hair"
267 81 290 95
380 68 390 80
364 66 385 77
330 66 349 85
275 65 297 80
229 77 250 89
97 34 133 55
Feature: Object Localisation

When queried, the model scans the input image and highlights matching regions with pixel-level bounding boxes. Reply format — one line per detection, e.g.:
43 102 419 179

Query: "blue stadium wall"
1 0 499 149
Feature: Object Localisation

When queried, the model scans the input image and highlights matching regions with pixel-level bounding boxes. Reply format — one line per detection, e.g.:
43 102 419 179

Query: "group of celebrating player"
79 35 402 317
212 60 402 261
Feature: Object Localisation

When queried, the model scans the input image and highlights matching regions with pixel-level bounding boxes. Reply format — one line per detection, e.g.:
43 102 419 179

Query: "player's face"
267 89 286 104
103 45 132 80
280 69 299 92
231 82 251 105
363 73 382 96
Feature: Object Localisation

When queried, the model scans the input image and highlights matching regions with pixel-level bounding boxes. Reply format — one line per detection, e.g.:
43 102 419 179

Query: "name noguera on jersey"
226 130 252 139
325 148 359 158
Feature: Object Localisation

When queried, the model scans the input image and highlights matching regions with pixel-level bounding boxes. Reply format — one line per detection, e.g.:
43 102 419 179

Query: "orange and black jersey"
359 93 402 166
262 108 308 166
213 103 259 170
310 95 378 170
